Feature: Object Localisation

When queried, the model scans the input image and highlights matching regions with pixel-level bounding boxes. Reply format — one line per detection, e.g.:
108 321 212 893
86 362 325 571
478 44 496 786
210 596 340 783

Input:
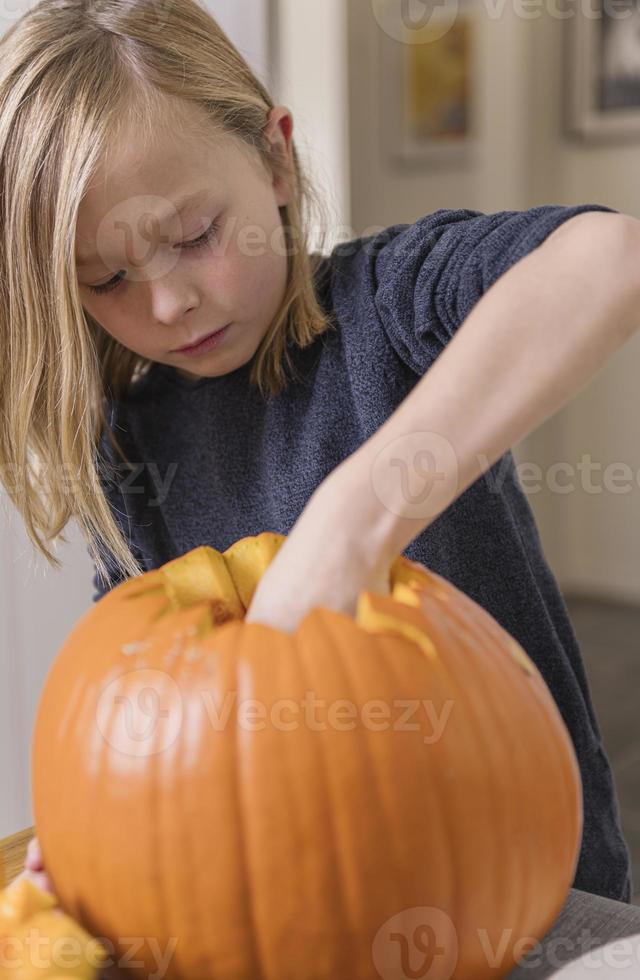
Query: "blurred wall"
528 9 640 602
347 0 640 603
274 0 351 245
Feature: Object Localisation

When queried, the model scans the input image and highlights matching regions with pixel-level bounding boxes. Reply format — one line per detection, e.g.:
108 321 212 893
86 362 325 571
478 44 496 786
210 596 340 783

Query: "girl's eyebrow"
75 188 217 267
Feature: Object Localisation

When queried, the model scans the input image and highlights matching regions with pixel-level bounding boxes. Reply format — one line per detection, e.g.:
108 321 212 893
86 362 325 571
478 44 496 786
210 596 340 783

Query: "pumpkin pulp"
122 531 439 657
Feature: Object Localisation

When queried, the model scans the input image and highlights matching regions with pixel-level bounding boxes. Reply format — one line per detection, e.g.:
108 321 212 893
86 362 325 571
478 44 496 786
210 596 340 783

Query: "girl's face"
75 102 295 383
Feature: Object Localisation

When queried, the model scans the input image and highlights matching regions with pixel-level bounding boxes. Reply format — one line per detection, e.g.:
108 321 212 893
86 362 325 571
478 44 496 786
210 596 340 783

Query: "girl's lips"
173 323 231 356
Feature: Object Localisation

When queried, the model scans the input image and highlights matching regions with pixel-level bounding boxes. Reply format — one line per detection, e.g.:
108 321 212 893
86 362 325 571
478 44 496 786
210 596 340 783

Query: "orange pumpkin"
31 533 582 980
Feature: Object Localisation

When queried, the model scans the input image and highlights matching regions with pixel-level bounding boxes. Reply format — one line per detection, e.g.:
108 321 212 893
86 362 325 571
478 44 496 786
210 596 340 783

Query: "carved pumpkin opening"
122 532 441 658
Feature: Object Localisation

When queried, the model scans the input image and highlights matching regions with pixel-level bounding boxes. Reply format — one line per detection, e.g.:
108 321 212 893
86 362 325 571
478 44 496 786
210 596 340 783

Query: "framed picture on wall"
565 0 640 141
377 0 481 169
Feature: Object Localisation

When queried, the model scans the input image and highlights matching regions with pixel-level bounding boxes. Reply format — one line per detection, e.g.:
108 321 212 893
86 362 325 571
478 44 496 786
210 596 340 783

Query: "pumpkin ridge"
294 616 351 974
470 596 582 934
311 609 362 975
424 599 508 941
438 595 561 943
326 612 403 897
357 609 453 913
468 597 537 930
396 607 462 952
232 632 266 980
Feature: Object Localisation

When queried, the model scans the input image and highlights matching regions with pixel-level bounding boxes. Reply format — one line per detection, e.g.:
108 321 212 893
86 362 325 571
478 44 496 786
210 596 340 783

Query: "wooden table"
0 826 33 888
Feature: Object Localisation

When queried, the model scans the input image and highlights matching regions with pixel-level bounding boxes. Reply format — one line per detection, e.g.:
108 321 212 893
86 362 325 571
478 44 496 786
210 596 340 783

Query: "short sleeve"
372 203 619 375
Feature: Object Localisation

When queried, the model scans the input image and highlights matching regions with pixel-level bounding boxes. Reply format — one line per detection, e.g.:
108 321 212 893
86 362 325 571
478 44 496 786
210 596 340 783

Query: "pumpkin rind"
30 535 582 980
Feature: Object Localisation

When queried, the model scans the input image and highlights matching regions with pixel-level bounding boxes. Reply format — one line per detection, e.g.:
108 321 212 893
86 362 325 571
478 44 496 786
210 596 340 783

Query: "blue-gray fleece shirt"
94 203 632 904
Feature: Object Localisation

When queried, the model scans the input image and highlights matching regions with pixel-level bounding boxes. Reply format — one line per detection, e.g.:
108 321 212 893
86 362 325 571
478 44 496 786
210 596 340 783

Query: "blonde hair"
0 0 336 591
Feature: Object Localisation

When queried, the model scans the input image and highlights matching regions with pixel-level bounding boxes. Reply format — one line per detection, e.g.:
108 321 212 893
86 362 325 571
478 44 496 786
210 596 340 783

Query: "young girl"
4 0 640 960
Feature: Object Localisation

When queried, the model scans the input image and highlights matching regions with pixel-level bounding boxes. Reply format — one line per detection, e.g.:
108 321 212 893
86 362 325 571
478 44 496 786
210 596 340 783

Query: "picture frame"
565 0 640 142
378 0 481 169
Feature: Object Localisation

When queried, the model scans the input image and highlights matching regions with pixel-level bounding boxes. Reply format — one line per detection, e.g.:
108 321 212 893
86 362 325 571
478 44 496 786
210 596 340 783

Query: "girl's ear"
264 105 296 208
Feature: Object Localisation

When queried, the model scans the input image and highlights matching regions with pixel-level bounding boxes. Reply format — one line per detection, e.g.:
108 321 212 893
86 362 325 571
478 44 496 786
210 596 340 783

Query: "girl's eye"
87 220 220 296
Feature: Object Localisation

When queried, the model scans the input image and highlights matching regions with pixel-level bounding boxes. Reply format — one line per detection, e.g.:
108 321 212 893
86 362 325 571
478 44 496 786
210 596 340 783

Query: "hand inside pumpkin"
245 470 393 632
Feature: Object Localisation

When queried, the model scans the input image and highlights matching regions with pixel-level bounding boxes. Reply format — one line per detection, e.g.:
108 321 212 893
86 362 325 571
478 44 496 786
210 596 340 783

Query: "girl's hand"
11 838 129 979
13 835 55 896
245 463 394 633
